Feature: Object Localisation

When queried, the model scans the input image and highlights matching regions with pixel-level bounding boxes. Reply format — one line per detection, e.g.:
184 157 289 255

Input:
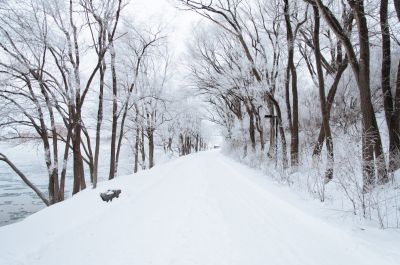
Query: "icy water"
0 142 135 226
0 168 48 226
0 147 50 226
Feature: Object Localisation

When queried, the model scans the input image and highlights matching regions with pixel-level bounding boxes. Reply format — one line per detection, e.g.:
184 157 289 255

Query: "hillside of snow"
0 150 399 265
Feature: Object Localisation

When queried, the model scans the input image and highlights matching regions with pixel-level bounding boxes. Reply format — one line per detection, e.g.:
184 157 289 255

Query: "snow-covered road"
0 150 399 265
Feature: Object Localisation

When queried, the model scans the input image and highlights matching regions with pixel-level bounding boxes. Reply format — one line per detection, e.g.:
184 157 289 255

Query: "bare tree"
379 0 400 173
80 0 123 187
180 0 289 168
313 0 387 190
114 28 163 176
283 0 307 167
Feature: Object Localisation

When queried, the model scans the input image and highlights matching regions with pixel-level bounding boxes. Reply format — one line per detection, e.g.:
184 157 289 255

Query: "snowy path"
0 150 399 265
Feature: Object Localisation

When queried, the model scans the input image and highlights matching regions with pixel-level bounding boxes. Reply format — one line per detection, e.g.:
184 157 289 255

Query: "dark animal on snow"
100 189 121 202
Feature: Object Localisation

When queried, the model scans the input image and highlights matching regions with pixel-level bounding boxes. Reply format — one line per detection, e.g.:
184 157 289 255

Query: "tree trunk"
195 134 199 152
394 0 400 20
382 0 400 173
115 106 127 175
312 5 334 181
312 58 348 157
254 110 265 151
179 133 184 156
134 127 140 173
283 0 299 167
248 111 256 151
267 101 275 158
93 61 105 188
109 41 118 180
185 136 191 154
276 106 289 169
148 129 155 169
353 0 387 187
168 137 173 152
141 128 146 170
60 127 72 200
72 112 86 194
393 0 400 170
393 60 400 171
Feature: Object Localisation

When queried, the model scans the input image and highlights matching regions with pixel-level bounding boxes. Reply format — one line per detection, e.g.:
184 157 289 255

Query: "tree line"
180 0 400 193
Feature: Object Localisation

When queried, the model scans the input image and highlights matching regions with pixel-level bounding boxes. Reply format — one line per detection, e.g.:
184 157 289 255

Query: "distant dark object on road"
100 189 121 202
213 145 220 149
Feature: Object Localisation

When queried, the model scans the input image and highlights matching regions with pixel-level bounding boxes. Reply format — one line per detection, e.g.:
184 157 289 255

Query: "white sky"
127 0 198 56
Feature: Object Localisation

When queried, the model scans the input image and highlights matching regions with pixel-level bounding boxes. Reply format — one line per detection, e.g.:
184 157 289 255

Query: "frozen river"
0 143 50 226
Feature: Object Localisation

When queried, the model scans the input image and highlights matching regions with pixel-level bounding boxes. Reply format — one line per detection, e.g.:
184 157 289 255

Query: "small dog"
100 189 121 202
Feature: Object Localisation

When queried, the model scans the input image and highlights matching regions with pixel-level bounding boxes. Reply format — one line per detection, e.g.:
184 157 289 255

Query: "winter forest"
0 0 400 264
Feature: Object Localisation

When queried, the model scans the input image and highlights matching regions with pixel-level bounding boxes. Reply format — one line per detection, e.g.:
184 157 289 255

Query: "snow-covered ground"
0 150 399 265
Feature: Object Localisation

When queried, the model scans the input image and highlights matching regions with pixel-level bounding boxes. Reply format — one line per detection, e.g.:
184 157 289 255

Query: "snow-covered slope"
0 150 399 265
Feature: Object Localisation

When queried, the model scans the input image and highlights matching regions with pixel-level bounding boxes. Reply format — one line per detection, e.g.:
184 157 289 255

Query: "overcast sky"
127 0 198 56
